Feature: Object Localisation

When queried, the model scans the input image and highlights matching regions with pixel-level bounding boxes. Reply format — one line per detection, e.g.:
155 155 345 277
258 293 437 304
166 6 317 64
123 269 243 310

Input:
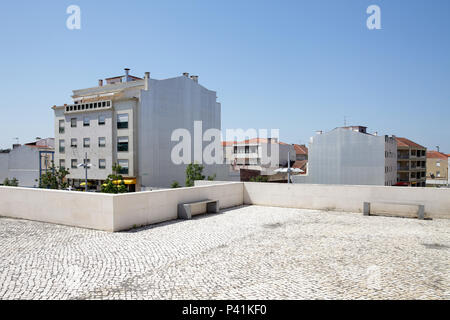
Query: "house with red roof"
426 150 449 187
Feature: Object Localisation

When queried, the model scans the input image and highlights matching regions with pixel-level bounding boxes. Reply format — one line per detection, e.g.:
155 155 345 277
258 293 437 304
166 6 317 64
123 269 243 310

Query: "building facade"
223 138 296 175
395 137 427 187
0 138 54 187
426 151 448 187
53 69 225 190
292 126 397 186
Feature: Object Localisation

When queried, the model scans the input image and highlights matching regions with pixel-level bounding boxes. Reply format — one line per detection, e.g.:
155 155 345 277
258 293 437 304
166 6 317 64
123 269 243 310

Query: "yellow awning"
80 182 94 186
112 178 136 185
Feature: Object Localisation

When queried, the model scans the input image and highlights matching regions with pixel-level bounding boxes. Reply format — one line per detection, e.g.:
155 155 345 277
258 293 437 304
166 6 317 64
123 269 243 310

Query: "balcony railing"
398 154 409 159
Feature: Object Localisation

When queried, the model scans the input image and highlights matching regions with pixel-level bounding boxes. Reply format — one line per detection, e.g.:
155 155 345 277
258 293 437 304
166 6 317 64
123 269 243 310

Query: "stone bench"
363 201 425 220
178 199 220 220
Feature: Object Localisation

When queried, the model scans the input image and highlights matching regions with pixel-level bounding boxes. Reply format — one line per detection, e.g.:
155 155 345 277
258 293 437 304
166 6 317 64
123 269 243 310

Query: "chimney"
190 75 199 83
183 72 189 77
98 79 103 87
144 72 150 91
124 68 130 82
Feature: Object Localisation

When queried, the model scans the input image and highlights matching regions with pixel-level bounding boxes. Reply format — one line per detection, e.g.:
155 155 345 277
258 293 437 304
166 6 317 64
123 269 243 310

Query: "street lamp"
77 152 92 192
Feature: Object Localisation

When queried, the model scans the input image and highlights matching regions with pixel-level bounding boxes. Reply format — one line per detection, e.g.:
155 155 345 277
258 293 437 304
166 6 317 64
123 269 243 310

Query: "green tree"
171 181 181 188
3 177 19 187
207 174 216 181
185 163 205 187
39 165 70 189
101 163 128 194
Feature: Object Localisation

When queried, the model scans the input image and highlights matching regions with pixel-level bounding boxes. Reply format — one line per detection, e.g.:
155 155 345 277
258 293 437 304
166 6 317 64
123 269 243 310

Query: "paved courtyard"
0 205 449 300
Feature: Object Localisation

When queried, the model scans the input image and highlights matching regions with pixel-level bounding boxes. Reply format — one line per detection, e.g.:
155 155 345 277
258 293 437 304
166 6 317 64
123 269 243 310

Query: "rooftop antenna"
436 146 440 152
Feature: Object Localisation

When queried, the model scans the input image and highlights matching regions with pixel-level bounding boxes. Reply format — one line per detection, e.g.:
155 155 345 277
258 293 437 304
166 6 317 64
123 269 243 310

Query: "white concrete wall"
0 187 114 231
243 182 450 219
112 182 243 231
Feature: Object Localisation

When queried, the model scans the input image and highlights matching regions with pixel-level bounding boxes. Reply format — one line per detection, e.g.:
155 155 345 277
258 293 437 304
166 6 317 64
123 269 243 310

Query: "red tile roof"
292 144 308 155
427 151 448 159
395 137 425 149
292 160 307 170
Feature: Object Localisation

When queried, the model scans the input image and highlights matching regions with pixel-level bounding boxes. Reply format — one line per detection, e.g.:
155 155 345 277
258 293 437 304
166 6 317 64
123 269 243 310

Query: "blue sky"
0 0 449 152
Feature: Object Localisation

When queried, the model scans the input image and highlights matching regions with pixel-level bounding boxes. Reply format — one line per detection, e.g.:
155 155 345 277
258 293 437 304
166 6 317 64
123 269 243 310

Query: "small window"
59 159 65 169
71 159 78 169
98 115 106 125
59 140 65 153
436 161 440 167
118 160 129 175
99 137 106 147
437 171 441 177
245 146 250 154
71 138 77 148
83 117 90 127
84 158 91 165
99 159 106 169
71 118 77 128
117 114 129 129
59 120 65 134
233 146 238 154
117 136 129 152
83 138 90 148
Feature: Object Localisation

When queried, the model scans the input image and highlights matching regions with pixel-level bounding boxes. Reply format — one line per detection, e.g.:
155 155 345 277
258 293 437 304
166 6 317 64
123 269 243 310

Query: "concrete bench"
363 201 425 220
178 199 220 220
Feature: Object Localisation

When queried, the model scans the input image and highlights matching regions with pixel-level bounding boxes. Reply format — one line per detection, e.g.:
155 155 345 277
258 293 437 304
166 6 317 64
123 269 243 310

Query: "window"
59 120 65 134
59 140 65 153
436 161 440 167
98 137 106 147
437 171 441 177
84 158 91 165
117 136 129 152
83 138 90 148
118 160 129 175
245 146 250 154
71 118 77 128
71 138 77 148
233 146 238 154
98 115 106 125
83 117 90 127
99 159 106 169
59 159 65 169
117 114 129 129
71 159 77 169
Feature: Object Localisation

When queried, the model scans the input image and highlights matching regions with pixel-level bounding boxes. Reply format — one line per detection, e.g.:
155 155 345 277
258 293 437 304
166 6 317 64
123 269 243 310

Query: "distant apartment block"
53 68 224 190
426 151 449 187
395 137 427 187
0 138 54 187
222 138 296 175
292 126 397 186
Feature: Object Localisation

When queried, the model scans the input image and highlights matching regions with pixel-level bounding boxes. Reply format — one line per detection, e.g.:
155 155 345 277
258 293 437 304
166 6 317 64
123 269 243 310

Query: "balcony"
398 154 409 160
397 166 409 171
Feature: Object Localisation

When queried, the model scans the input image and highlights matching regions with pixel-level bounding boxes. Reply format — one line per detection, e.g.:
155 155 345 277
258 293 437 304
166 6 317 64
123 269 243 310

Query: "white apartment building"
223 138 296 175
293 126 397 186
53 69 225 190
0 138 54 187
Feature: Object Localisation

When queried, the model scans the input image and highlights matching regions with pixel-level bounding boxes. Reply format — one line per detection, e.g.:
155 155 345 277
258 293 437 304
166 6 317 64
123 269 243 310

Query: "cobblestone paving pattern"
0 205 449 299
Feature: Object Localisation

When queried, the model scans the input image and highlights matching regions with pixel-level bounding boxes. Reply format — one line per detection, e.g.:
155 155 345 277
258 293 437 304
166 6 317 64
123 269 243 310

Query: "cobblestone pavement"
0 205 449 300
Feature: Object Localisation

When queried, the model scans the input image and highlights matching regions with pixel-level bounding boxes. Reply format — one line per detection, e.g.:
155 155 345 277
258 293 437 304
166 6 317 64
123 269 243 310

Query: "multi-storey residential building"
395 137 427 187
426 151 448 187
292 126 397 186
223 138 296 175
53 69 225 190
0 138 54 187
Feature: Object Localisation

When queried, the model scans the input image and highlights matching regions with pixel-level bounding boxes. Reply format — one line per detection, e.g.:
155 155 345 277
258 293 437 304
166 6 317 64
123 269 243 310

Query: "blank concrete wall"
112 182 244 231
0 187 114 231
243 182 450 219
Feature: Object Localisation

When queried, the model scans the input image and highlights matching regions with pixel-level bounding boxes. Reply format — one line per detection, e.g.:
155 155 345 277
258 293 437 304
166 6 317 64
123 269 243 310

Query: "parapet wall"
0 182 448 232
243 182 450 219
